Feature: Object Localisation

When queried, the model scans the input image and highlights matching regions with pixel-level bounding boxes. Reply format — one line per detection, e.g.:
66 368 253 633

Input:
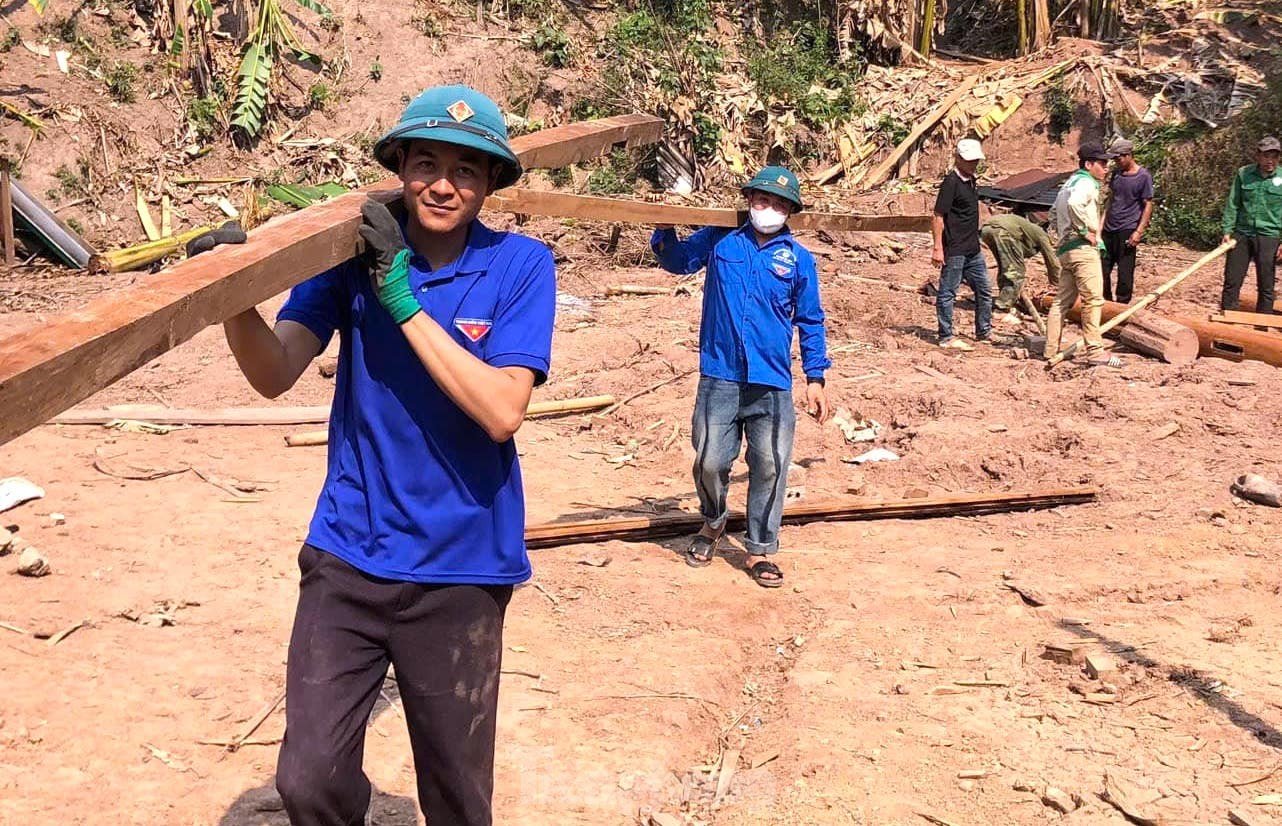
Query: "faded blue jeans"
691 376 796 555
937 251 993 342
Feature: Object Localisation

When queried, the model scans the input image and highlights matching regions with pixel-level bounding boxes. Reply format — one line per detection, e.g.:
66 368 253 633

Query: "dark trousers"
1101 228 1138 303
691 376 795 555
1222 233 1280 313
276 545 512 826
936 251 993 341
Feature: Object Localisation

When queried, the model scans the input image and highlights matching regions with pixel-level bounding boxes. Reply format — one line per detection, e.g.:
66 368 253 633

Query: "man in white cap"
931 138 993 351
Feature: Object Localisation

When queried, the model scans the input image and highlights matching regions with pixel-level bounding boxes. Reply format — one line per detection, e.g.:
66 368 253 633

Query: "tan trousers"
1044 245 1105 359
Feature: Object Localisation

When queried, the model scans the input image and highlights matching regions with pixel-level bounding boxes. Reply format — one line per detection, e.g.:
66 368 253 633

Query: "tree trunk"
919 0 935 57
1032 0 1051 49
1114 312 1200 365
1017 0 1029 55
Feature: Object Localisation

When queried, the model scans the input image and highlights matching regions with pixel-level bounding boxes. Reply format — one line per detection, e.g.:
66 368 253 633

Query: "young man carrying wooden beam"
217 86 555 826
650 166 831 588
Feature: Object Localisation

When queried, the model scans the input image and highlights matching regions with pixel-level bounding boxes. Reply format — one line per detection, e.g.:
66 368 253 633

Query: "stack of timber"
526 488 1098 549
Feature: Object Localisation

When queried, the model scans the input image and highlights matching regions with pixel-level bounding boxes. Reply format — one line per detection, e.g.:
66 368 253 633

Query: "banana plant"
231 0 332 138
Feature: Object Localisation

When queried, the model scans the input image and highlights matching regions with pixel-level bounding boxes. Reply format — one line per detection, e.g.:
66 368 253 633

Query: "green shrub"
876 114 909 146
309 82 331 110
531 21 572 67
53 157 92 199
587 149 637 195
105 61 137 103
188 96 222 142
745 22 861 126
1045 78 1073 145
1 28 20 52
1140 77 1282 247
369 60 383 82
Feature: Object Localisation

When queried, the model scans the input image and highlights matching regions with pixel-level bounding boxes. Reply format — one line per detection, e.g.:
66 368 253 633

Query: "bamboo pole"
90 224 216 274
1047 240 1236 367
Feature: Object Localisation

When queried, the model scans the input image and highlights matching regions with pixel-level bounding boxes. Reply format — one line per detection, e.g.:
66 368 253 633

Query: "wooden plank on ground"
486 189 933 233
1209 310 1282 330
50 405 332 426
525 488 1098 550
52 395 617 428
864 75 979 189
0 118 661 448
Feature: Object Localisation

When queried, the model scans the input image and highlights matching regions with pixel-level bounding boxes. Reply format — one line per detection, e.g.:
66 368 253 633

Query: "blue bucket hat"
742 166 805 212
373 85 522 189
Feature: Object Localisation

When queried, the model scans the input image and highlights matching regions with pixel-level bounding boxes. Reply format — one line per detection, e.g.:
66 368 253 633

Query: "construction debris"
1231 474 1282 508
15 546 50 577
0 477 45 513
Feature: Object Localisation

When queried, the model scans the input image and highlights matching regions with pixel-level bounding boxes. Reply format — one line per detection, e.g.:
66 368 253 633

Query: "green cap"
373 85 522 189
742 166 805 211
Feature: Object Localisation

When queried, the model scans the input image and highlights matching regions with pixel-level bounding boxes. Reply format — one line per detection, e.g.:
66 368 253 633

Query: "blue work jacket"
651 224 829 391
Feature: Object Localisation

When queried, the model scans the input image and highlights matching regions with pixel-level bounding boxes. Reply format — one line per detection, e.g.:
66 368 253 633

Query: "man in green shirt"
1221 136 1282 314
980 213 1061 326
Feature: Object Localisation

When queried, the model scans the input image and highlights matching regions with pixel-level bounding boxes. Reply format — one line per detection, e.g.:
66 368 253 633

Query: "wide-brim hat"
373 85 522 189
741 165 805 211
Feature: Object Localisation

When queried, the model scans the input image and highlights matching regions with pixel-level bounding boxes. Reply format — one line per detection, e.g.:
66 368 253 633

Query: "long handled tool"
1046 239 1235 368
1020 291 1047 334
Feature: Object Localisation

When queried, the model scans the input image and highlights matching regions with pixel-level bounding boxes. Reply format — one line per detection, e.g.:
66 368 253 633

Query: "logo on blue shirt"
455 318 493 342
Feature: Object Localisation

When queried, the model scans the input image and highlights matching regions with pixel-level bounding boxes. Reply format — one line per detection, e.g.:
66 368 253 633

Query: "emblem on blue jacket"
771 247 796 276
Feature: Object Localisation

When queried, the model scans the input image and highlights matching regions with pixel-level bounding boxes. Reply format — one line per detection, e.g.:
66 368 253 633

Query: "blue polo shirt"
651 225 829 390
277 219 556 585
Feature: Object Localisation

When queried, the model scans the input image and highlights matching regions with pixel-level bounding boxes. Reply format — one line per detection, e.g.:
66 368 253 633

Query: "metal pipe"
9 176 96 269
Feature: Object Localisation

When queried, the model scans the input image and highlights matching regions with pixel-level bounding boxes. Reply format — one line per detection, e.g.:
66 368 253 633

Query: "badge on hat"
447 100 475 123
776 175 789 186
455 318 492 343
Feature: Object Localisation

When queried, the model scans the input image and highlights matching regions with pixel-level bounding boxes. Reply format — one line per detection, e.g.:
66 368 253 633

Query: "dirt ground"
2 218 1282 825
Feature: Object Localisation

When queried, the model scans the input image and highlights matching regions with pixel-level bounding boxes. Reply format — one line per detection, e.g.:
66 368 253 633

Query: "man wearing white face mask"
651 166 830 589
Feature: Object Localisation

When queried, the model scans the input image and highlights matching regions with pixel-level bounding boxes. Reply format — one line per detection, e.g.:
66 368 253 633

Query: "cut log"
525 488 1098 549
0 117 660 449
1047 240 1234 366
1209 310 1282 330
1113 311 1200 364
486 189 932 233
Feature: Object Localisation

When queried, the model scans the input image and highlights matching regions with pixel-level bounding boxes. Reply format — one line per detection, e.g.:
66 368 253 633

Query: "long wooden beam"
486 189 933 233
509 114 663 169
525 487 1099 550
0 117 661 448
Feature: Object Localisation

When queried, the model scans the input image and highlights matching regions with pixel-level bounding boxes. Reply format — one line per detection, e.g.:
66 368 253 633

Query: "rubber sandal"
685 534 716 567
749 560 784 588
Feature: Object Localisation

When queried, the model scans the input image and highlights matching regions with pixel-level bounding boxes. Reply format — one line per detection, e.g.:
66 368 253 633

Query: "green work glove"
358 198 420 324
